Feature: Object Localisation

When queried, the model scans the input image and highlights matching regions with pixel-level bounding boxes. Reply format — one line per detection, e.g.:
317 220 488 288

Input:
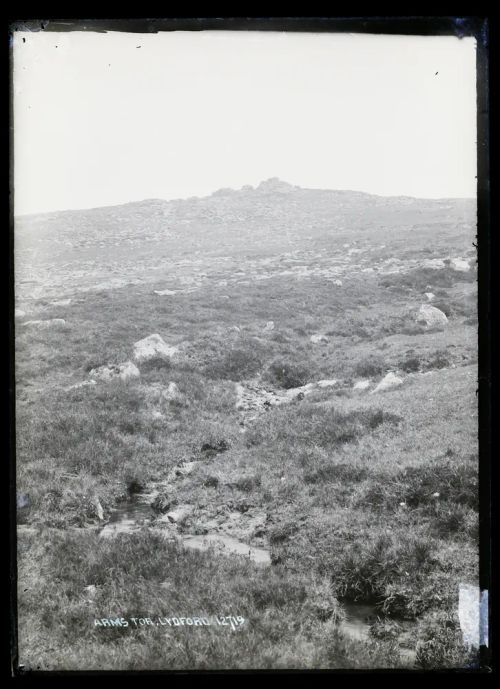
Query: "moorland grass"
15 265 479 670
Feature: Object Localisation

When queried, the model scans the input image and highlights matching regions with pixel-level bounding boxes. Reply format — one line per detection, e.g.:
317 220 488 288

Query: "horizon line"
14 179 476 218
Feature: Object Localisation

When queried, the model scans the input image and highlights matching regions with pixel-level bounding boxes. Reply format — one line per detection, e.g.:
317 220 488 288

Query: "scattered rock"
51 298 71 306
162 381 180 400
154 289 179 296
450 258 470 272
416 304 448 328
67 379 97 391
423 258 446 270
285 383 315 401
152 494 171 514
133 333 179 364
150 410 165 420
94 498 104 521
175 461 197 477
89 361 140 383
370 372 403 394
310 333 329 344
264 321 275 332
353 379 371 391
23 318 66 328
166 504 194 524
83 584 97 598
425 292 435 302
201 440 229 458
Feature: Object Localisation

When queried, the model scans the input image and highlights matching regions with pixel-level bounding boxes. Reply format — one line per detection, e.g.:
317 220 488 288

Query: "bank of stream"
100 486 418 666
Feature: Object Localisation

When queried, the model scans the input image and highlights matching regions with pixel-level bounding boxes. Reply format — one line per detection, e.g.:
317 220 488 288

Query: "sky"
12 30 477 215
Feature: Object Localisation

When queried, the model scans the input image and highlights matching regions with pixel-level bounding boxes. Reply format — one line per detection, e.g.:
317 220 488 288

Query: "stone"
264 321 275 332
14 308 26 318
317 379 338 388
89 361 140 383
133 333 179 364
332 279 343 286
67 380 97 391
23 318 66 328
353 379 371 391
175 461 197 477
166 504 194 523
164 381 180 398
450 258 471 272
423 258 446 270
84 584 97 597
310 333 329 344
152 494 171 513
425 292 435 302
371 372 403 394
416 304 448 328
161 381 188 407
150 410 165 421
285 383 315 401
51 299 71 306
200 440 229 457
94 498 104 521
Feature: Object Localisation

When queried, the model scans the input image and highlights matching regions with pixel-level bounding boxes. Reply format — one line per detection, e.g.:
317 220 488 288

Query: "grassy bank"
15 266 479 670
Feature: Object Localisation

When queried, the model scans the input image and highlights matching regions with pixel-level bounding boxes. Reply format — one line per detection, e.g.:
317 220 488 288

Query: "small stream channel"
100 489 417 665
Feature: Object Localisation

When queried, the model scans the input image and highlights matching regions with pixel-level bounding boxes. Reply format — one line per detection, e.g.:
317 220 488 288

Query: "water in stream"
100 490 417 666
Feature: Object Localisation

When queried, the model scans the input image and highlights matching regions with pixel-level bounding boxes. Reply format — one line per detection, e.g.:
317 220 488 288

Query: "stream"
99 488 417 666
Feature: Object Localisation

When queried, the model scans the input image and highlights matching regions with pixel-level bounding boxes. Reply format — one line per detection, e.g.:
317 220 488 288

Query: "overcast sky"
13 30 477 215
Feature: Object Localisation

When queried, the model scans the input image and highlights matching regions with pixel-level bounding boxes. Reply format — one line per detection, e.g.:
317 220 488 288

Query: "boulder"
150 410 165 421
23 318 66 328
166 504 194 524
94 497 104 521
371 372 403 394
89 361 140 383
163 381 180 399
67 379 97 391
133 334 179 364
51 299 71 306
175 461 197 477
310 333 329 344
353 379 371 391
423 258 446 269
84 584 97 598
161 381 188 406
416 304 448 328
450 258 471 272
317 379 338 388
152 494 171 513
285 383 315 400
